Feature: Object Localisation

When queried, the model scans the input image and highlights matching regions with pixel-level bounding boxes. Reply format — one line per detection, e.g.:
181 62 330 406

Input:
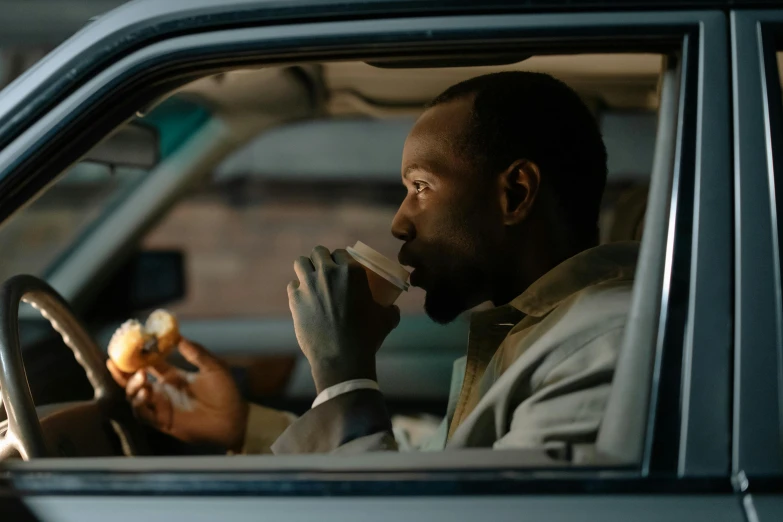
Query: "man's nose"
391 204 415 242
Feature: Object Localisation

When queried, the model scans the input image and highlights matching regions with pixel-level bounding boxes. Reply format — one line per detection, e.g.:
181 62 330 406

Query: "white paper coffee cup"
346 241 410 306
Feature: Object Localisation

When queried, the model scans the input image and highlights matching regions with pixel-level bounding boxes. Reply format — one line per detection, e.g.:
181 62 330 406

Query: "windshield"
0 162 150 282
0 95 209 285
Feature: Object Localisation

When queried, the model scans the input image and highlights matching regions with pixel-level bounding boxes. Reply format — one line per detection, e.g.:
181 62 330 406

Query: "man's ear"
499 159 540 226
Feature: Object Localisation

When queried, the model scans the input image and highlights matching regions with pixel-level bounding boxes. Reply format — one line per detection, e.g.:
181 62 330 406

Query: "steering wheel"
0 275 147 459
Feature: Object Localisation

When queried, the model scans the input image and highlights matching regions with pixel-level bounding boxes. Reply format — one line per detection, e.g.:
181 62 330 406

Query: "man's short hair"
429 71 608 246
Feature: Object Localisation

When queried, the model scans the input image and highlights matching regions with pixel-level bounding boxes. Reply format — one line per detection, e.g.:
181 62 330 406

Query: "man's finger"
131 387 150 406
126 371 148 399
147 359 185 386
148 368 188 388
287 280 300 298
131 388 173 433
331 248 357 266
310 245 335 271
131 389 159 426
106 359 131 388
293 256 315 282
178 338 222 372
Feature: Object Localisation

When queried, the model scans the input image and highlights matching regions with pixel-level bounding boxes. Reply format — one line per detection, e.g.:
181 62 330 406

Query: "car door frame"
730 9 783 507
0 0 737 509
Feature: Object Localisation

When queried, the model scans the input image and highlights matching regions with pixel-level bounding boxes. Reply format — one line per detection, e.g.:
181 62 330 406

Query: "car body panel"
0 0 779 518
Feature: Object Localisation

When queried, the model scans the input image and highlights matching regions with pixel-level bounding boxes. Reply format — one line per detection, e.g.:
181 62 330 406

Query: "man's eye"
413 181 426 194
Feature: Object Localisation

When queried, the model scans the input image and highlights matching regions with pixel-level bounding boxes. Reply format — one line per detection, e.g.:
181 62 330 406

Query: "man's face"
393 97 504 324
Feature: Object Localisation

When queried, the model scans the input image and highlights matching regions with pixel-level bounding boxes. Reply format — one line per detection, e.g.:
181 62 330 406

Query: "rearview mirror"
83 122 160 170
88 250 186 321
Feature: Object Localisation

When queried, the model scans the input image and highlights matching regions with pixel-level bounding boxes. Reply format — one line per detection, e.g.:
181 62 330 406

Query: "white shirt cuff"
312 378 380 409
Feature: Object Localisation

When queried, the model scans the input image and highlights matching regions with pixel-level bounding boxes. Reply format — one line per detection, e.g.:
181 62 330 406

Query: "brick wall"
143 183 427 318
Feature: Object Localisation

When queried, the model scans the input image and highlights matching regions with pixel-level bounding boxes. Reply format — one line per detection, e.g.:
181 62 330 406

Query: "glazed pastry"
108 309 180 373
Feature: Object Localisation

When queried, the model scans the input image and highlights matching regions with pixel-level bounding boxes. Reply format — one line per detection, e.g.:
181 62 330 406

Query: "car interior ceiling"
7 53 659 457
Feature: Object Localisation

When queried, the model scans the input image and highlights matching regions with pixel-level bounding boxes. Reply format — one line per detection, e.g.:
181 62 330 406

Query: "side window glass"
0 164 153 283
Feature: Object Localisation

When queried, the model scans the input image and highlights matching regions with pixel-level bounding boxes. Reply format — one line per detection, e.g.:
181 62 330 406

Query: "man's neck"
490 255 559 307
490 234 586 307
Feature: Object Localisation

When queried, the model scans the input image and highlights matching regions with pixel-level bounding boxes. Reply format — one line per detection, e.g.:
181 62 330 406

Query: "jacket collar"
508 241 640 318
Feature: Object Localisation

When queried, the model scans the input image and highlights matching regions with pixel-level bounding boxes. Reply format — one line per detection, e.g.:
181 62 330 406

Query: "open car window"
0 6 733 508
126 54 662 419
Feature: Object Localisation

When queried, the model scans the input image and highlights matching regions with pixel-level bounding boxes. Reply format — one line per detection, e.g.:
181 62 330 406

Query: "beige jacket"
242 242 638 459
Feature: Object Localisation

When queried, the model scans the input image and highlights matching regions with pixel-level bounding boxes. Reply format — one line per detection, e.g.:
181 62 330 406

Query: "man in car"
108 71 638 458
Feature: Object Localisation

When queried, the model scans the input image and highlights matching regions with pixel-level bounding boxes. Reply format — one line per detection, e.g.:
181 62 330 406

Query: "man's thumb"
178 338 221 371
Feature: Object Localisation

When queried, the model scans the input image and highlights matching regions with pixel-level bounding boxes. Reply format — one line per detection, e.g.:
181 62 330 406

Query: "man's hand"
288 246 400 394
106 338 249 452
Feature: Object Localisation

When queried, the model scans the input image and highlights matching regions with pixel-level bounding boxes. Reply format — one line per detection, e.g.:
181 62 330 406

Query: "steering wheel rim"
0 274 145 459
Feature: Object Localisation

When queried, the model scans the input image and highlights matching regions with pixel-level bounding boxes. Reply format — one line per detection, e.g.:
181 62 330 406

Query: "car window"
0 162 150 283
0 2 730 478
131 55 667 431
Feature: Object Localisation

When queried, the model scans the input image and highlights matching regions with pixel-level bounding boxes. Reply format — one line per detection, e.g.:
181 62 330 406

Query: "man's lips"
398 248 423 287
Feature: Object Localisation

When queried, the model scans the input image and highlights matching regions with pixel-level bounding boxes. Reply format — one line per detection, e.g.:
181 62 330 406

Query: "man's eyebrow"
403 164 429 178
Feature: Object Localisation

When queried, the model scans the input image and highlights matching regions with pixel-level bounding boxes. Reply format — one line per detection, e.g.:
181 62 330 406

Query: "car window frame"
730 9 783 482
639 20 732 477
0 7 731 492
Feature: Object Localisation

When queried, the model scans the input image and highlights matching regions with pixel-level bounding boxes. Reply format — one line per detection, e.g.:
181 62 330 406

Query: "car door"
0 1 740 520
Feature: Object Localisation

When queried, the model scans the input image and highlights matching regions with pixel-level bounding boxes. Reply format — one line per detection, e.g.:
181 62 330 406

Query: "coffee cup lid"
347 241 410 291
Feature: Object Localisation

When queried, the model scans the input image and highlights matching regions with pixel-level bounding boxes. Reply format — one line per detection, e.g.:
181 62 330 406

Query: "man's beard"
424 290 466 324
402 196 497 324
408 234 495 324
421 270 482 324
